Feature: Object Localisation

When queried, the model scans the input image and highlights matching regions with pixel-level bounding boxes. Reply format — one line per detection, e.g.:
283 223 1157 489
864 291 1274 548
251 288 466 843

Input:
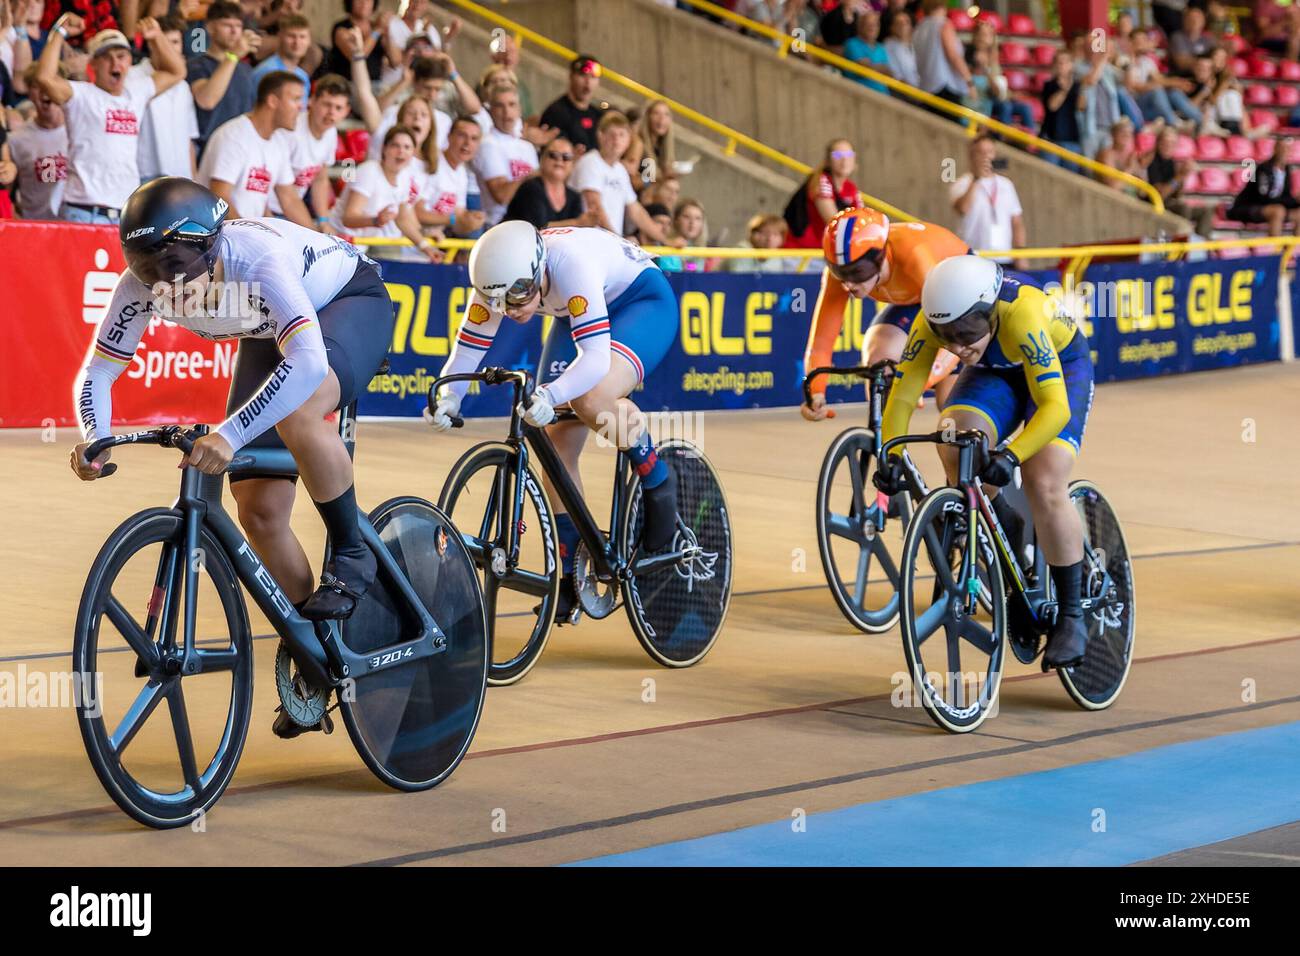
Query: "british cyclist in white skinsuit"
430 221 680 620
70 178 395 733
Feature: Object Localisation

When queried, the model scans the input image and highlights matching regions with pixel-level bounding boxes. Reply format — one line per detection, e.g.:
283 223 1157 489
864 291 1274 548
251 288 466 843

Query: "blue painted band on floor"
572 721 1300 866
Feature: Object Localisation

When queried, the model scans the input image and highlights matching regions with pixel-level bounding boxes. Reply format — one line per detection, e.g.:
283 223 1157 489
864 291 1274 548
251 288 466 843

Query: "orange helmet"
823 208 890 283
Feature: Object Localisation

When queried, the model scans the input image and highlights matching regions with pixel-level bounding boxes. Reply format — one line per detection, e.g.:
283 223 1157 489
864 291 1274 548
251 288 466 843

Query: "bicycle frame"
87 424 448 692
432 369 691 585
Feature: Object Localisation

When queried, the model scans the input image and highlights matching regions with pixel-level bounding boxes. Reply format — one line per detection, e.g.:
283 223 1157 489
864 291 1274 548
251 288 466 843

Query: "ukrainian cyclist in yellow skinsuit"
875 255 1095 668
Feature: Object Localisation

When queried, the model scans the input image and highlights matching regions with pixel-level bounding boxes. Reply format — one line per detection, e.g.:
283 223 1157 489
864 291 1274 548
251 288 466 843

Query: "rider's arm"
74 274 155 441
803 267 853 400
1002 292 1072 463
438 293 504 399
542 269 612 406
212 254 331 451
880 317 939 450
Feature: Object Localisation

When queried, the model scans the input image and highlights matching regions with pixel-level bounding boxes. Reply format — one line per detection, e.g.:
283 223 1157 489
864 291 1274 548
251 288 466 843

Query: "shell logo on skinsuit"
467 303 490 325
568 295 588 318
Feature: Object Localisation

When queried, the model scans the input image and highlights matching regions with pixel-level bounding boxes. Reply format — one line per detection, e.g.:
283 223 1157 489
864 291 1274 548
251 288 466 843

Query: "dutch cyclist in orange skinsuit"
801 207 970 420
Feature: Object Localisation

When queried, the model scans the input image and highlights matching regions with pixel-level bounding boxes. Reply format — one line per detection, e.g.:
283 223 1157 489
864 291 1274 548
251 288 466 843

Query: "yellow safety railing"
440 0 915 221
670 0 1167 213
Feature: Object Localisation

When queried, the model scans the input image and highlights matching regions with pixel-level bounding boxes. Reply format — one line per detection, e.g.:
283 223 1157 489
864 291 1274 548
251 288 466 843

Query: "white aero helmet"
468 220 548 309
921 255 1004 346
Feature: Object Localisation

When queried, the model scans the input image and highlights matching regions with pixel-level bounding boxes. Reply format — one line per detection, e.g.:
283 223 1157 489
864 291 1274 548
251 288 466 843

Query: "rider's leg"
939 373 1026 551
541 417 589 576
230 478 314 604
1023 442 1088 666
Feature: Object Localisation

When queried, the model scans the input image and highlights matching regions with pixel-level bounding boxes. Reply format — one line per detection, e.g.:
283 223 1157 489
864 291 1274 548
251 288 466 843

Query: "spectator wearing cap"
9 63 66 218
252 13 312 93
571 110 667 242
35 14 186 224
503 135 597 230
136 14 199 181
188 0 260 156
269 73 351 229
198 71 313 224
473 85 540 227
950 134 1026 266
415 114 485 238
539 54 606 155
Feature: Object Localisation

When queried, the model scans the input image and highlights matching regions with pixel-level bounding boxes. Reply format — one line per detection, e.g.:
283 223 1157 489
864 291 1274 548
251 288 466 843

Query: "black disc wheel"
74 509 253 829
339 497 487 790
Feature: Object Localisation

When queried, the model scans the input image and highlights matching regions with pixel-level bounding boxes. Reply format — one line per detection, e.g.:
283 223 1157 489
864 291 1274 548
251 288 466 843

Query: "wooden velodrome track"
2 362 1299 865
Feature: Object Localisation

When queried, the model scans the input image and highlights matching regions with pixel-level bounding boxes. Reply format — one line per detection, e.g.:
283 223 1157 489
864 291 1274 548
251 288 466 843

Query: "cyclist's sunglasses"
930 302 995 347
126 229 216 288
830 247 884 285
504 277 541 308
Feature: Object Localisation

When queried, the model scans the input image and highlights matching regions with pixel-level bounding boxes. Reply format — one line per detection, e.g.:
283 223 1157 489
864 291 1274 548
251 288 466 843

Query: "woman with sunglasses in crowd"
427 220 680 623
502 136 599 229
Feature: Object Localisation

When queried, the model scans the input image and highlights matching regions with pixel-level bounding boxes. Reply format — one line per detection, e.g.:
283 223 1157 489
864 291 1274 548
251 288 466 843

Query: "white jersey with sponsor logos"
268 113 340 213
62 74 156 208
8 121 68 220
440 226 657 405
75 218 373 451
197 115 295 219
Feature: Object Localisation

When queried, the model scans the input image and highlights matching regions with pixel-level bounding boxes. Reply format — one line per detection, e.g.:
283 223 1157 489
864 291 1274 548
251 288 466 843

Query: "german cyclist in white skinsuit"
430 221 680 620
70 178 395 733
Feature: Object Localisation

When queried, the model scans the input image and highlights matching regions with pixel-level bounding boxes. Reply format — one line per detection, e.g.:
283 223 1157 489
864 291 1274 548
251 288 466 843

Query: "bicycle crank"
573 542 619 619
275 640 331 728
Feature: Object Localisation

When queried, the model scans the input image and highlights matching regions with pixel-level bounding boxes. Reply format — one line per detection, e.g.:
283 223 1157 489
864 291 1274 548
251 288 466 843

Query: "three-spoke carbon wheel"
1058 480 1136 710
899 488 1007 734
439 443 560 685
74 508 253 829
815 427 907 633
620 440 733 667
340 497 488 790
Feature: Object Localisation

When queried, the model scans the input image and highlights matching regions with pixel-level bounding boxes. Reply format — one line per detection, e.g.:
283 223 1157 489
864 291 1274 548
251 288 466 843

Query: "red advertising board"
0 220 231 429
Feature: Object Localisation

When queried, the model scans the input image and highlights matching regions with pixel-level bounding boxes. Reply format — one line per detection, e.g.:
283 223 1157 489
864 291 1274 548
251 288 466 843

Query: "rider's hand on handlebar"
520 386 557 427
980 448 1019 488
873 454 906 497
799 392 836 422
425 390 461 433
70 441 111 481
184 433 235 475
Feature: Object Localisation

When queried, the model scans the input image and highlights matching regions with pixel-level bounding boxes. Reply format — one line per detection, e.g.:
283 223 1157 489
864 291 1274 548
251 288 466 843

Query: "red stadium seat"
976 11 1002 31
1031 71 1049 93
1231 57 1250 78
1004 69 1029 92
1172 134 1196 160
1277 85 1300 107
1255 137 1276 161
1287 140 1300 163
1198 168 1231 193
1280 60 1300 81
1246 84 1274 106
1025 97 1044 124
1136 131 1156 154
1007 14 1036 36
344 128 370 162
1181 169 1200 193
1234 165 1254 189
1251 108 1280 131
1196 135 1227 161
1223 33 1248 55
1033 44 1056 67
1225 135 1253 161
1250 58 1278 79
949 9 974 31
1000 42 1029 66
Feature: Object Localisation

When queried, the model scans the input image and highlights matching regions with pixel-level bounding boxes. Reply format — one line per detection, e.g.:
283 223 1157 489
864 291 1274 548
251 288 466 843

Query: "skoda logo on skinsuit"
467 303 490 325
567 295 588 318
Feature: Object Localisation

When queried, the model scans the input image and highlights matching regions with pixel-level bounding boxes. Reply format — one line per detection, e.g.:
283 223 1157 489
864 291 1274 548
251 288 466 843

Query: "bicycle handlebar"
879 429 990 465
83 426 204 478
800 361 896 409
428 368 535 428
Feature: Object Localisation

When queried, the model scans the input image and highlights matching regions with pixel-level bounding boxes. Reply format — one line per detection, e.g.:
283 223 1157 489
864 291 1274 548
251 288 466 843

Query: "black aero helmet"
120 177 229 286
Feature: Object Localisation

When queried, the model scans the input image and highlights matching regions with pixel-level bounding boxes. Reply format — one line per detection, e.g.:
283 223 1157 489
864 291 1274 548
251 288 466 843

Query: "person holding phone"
950 133 1027 268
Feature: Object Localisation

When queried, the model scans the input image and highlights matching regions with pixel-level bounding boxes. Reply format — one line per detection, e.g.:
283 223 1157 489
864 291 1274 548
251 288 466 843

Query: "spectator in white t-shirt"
9 67 67 219
417 115 485 237
268 73 351 228
198 71 313 224
369 56 456 159
136 15 200 181
473 86 539 227
34 16 187 223
332 125 440 261
571 110 667 241
949 134 1026 266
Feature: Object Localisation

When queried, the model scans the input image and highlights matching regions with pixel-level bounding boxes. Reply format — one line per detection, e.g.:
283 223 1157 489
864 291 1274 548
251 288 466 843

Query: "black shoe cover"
301 546 377 621
641 476 679 553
